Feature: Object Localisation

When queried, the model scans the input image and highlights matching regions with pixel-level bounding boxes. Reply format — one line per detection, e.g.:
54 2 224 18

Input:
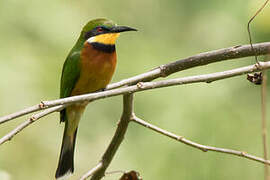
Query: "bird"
55 18 137 179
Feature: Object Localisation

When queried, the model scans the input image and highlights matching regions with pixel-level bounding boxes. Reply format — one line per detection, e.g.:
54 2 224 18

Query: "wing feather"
60 52 81 122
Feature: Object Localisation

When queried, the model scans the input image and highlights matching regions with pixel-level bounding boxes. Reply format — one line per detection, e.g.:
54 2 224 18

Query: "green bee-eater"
56 18 136 179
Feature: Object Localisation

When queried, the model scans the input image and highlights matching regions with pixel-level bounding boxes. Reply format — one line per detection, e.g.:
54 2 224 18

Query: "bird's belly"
71 47 116 96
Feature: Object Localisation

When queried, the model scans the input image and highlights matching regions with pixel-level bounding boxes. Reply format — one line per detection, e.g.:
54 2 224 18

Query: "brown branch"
42 61 270 108
107 41 270 89
131 116 270 165
80 94 134 180
1 42 270 125
262 70 269 179
2 62 270 146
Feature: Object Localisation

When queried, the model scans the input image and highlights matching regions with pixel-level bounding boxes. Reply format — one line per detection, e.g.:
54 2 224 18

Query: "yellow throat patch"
87 33 120 45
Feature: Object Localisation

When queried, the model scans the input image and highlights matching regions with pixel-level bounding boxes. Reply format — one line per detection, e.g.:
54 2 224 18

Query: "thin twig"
0 105 63 145
131 116 270 165
80 94 134 180
247 0 269 63
262 70 269 179
1 42 270 124
0 104 42 125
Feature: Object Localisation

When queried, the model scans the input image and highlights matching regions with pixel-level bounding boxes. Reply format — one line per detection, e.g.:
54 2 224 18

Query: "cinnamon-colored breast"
71 42 117 96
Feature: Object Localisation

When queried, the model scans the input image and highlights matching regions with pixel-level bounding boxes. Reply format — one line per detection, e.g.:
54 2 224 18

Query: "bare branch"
2 62 270 146
0 105 63 145
80 94 134 180
107 41 270 89
131 116 270 166
43 61 270 108
1 42 270 124
0 104 42 125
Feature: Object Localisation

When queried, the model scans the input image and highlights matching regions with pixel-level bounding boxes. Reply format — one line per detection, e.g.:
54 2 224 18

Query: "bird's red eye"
97 27 103 32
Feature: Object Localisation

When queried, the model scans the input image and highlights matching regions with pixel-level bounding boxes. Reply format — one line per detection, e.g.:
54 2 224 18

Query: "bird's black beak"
111 26 137 33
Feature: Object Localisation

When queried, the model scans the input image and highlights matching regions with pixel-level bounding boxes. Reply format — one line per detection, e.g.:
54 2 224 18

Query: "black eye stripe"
96 26 110 31
84 26 111 40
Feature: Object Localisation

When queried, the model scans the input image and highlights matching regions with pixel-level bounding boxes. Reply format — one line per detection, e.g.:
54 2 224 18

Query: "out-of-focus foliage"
0 0 270 179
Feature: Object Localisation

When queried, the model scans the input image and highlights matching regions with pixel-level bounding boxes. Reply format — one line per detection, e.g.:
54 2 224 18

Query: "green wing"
60 51 81 122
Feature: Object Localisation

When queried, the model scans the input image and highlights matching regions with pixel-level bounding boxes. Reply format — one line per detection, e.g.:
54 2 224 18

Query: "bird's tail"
55 121 78 179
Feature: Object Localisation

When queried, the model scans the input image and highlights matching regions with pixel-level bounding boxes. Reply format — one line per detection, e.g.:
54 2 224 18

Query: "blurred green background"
0 0 270 179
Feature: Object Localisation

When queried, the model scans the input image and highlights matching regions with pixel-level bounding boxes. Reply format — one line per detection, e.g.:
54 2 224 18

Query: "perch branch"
1 42 270 124
131 116 270 165
107 41 270 89
2 62 270 145
42 61 270 108
80 94 134 180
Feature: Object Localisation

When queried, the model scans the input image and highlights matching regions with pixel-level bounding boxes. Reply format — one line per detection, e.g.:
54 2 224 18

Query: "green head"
81 18 116 36
72 18 137 52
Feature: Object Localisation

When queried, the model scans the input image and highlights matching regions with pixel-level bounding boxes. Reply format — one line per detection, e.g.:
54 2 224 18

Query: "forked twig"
80 94 134 180
131 116 270 165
